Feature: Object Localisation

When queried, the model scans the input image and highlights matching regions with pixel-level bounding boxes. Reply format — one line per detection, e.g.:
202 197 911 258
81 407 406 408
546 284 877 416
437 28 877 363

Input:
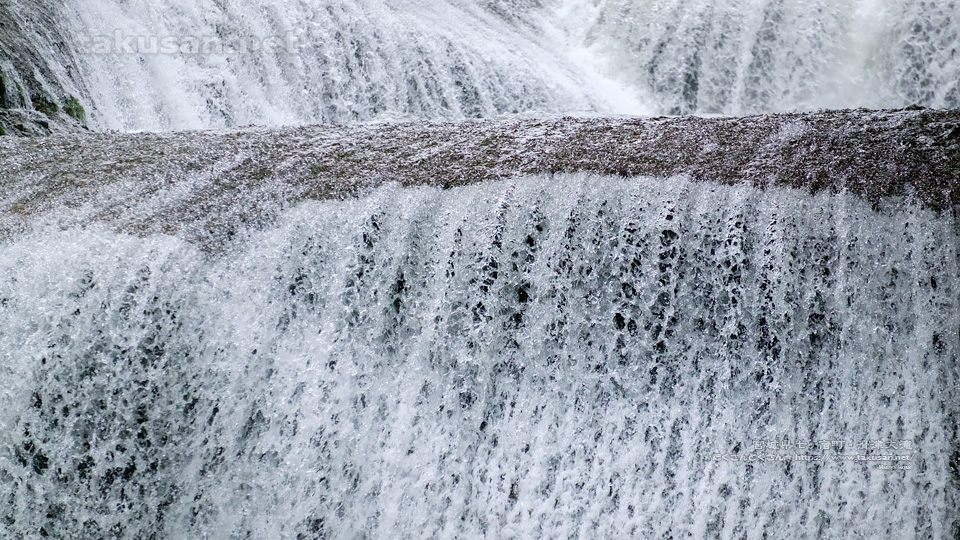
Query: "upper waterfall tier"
1 0 626 133
1 0 958 133
585 0 960 114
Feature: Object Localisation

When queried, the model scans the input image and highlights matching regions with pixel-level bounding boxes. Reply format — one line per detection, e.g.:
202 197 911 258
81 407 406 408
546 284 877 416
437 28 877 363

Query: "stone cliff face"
0 1 89 136
1 108 957 248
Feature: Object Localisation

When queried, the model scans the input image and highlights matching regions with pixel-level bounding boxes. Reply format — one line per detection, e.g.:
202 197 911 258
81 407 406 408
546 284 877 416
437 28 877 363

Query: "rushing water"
2 0 959 130
1 0 959 538
60 0 626 130
2 175 958 538
580 0 960 114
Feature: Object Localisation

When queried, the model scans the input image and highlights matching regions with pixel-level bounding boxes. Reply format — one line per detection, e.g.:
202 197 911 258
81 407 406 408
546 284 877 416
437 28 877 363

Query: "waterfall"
3 0 958 131
55 0 636 130
1 0 958 538
583 0 960 114
2 175 958 538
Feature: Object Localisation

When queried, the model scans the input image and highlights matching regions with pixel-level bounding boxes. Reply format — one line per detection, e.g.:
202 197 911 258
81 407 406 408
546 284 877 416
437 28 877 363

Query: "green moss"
32 95 59 117
64 96 86 124
0 124 6 136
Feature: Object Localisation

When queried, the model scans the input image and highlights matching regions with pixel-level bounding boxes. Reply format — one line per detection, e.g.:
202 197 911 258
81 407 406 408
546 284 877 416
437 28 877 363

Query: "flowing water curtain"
880 0 960 109
3 0 959 130
587 0 959 113
587 0 848 114
3 176 958 537
60 0 601 130
0 234 219 538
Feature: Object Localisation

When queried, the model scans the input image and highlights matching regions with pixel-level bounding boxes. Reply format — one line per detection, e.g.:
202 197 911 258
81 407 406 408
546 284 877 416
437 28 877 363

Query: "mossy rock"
63 96 86 124
31 95 58 117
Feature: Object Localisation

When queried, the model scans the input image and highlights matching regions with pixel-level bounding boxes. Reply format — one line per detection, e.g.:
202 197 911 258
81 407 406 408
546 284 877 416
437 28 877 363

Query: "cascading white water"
566 0 960 114
2 0 959 536
2 175 957 538
4 0 956 131
57 0 639 131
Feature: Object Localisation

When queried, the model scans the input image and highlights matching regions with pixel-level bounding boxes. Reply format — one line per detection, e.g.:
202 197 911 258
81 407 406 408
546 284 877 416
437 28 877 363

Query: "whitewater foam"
2 175 957 538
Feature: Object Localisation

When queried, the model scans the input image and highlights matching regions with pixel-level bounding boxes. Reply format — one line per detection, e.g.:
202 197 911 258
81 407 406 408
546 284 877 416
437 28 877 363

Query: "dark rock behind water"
1 108 958 248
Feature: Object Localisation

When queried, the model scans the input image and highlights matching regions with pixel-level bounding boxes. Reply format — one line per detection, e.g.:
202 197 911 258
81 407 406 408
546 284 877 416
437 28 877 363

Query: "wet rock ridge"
0 108 958 247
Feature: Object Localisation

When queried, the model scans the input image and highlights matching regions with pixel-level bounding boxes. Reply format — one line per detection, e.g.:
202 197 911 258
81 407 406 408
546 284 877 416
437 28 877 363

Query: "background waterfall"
61 0 630 130
584 0 960 114
2 176 958 538
2 0 959 131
